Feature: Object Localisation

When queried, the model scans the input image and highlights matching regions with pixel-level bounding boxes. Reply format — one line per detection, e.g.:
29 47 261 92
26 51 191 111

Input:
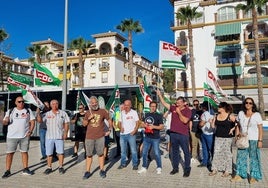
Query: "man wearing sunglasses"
2 96 35 178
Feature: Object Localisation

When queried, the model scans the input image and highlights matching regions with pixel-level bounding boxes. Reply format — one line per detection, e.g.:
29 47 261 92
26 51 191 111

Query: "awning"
215 22 241 36
215 44 241 52
58 72 71 80
218 66 242 76
57 60 73 66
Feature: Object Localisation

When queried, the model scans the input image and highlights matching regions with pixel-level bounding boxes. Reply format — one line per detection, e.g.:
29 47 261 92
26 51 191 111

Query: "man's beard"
91 105 99 111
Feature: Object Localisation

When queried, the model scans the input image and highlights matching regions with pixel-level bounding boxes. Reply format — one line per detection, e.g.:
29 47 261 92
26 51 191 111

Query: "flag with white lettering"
7 72 31 91
206 68 227 98
203 82 219 109
34 62 61 86
159 41 185 69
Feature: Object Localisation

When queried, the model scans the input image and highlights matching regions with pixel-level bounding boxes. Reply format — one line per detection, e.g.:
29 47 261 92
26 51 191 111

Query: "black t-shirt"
215 115 235 138
143 112 163 139
191 109 203 133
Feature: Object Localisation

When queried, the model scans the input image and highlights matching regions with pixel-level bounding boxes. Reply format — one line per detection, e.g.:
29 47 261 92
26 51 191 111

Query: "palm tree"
0 28 9 91
69 37 92 87
116 18 143 85
27 44 53 64
236 0 266 119
176 5 202 99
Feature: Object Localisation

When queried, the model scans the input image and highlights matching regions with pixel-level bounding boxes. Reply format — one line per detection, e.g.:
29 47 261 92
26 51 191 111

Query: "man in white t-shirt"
2 96 35 179
118 99 139 170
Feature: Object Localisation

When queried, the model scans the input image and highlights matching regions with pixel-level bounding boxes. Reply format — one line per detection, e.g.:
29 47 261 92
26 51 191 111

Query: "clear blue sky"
0 0 174 62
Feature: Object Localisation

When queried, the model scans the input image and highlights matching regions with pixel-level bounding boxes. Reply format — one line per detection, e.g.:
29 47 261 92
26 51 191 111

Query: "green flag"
106 84 120 113
203 82 219 109
76 90 88 110
7 72 31 91
34 62 61 86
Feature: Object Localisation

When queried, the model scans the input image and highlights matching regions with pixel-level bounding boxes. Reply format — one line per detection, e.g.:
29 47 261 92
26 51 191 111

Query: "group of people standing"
1 94 264 184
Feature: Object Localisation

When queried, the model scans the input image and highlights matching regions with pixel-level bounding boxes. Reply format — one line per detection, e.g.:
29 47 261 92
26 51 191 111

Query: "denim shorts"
46 139 64 155
6 137 30 153
85 137 104 157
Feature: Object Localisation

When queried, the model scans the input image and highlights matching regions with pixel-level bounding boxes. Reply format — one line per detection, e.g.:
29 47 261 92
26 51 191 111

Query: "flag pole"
62 0 68 111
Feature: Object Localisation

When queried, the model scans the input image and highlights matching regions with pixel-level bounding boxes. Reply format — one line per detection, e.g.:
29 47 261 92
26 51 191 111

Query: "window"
90 73 96 79
218 6 236 22
124 74 127 81
90 60 96 66
101 72 108 83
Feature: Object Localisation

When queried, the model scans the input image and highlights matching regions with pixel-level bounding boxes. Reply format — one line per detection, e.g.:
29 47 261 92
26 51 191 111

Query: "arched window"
99 42 112 55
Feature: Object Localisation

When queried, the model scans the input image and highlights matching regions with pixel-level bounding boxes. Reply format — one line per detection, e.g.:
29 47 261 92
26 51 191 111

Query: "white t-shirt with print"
237 111 263 140
4 108 35 138
200 111 214 135
119 109 139 135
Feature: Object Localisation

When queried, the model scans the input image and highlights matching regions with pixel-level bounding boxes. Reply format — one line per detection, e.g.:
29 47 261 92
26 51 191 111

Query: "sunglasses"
17 101 24 103
193 103 199 106
245 102 253 105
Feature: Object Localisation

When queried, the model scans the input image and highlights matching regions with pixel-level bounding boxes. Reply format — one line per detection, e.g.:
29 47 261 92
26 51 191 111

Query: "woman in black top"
209 102 236 177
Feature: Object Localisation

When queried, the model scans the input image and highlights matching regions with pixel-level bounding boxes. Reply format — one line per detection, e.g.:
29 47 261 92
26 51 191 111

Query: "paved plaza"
0 139 267 188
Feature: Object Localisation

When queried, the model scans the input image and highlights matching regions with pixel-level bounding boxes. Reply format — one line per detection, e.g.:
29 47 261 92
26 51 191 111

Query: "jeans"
200 133 214 165
170 132 191 172
120 133 138 167
39 128 47 158
142 137 162 168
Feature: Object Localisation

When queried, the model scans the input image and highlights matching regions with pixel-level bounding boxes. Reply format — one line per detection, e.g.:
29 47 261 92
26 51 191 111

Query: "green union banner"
7 72 31 91
34 62 61 86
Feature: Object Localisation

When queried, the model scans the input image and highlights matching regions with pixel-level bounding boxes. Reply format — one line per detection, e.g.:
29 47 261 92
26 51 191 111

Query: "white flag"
206 68 227 98
22 87 44 109
159 41 185 69
82 91 91 108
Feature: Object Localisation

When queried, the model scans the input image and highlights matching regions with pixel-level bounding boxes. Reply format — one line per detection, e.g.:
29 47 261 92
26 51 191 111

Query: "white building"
170 0 268 110
19 31 163 90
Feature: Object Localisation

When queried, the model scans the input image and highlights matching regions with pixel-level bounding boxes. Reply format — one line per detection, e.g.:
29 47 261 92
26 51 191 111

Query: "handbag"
235 115 251 149
235 134 249 149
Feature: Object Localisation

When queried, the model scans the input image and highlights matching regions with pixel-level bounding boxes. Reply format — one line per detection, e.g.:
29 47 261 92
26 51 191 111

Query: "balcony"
99 63 110 71
199 0 217 7
217 77 268 88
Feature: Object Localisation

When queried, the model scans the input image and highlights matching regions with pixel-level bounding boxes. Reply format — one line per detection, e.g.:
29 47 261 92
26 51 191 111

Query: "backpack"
8 107 31 124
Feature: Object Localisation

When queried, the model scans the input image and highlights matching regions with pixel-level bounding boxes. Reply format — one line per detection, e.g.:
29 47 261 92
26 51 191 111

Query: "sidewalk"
0 140 267 188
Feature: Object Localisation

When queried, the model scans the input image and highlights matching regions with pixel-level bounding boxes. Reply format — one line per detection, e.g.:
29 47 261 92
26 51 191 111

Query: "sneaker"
44 168 52 175
40 156 46 161
2 170 11 179
83 171 91 180
156 168 162 175
138 167 147 174
230 175 242 182
118 165 126 169
99 170 106 178
183 171 190 177
22 168 33 175
197 164 206 167
132 166 138 170
72 153 78 158
170 169 179 175
58 167 65 174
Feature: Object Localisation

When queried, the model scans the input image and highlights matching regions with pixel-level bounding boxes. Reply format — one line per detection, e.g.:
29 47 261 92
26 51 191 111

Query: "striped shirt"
44 110 70 139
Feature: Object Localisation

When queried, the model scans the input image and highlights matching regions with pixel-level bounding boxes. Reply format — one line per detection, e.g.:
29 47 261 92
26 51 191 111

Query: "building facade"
170 0 268 110
1 31 163 91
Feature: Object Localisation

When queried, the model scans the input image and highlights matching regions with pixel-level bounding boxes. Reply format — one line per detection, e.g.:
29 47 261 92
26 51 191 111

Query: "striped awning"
56 60 74 66
215 22 241 36
58 72 71 80
218 66 242 76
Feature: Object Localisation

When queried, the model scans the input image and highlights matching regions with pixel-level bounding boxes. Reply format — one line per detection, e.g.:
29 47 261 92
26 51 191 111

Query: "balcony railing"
99 64 110 71
217 77 268 87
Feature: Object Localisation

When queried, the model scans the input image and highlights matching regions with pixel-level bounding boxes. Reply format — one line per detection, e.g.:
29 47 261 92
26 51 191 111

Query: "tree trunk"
128 31 134 85
79 52 84 87
252 9 265 119
188 21 196 99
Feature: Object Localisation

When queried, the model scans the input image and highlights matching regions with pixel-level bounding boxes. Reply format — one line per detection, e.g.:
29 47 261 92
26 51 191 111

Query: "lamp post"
62 0 68 111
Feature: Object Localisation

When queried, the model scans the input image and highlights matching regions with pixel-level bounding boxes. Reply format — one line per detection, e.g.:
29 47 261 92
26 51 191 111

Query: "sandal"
209 170 217 176
221 172 230 177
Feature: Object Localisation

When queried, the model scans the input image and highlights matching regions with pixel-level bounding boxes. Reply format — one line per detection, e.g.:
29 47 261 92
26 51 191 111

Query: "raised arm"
156 89 170 110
